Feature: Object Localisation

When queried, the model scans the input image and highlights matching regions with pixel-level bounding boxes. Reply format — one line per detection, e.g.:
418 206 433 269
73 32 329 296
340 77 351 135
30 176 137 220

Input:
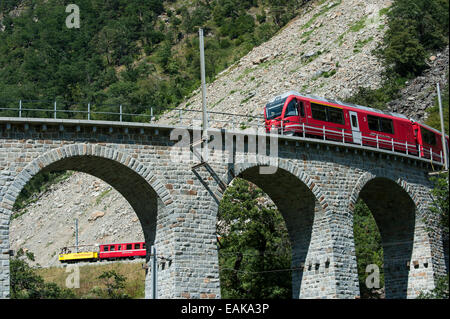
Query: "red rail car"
98 242 146 261
413 122 449 162
264 91 449 163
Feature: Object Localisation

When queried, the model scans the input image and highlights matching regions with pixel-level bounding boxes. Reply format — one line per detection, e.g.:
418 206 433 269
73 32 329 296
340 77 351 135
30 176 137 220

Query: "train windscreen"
265 97 286 120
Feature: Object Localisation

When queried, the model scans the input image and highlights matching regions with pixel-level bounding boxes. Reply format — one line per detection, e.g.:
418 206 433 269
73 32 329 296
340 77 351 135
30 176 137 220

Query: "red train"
99 242 146 260
264 91 449 164
59 241 146 263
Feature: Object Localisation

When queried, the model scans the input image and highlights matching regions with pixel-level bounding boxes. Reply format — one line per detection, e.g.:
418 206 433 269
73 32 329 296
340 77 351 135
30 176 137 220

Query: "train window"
142 243 146 249
285 99 298 117
311 103 327 121
265 98 286 120
311 103 344 125
117 245 122 251
110 245 115 251
103 246 109 252
380 118 394 134
422 128 436 145
127 244 132 250
368 115 394 134
328 107 344 125
367 115 380 131
298 101 305 117
351 114 358 127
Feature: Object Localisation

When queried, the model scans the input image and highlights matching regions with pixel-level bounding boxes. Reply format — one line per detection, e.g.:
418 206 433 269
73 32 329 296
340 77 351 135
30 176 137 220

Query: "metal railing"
0 99 445 166
0 98 264 124
275 119 445 165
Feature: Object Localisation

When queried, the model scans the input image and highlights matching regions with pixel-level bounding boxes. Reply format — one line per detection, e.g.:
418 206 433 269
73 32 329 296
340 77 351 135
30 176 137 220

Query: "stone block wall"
0 119 447 298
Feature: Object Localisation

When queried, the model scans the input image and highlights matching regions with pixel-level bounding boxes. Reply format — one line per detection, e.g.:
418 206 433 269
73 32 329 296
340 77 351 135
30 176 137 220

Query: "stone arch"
1 144 173 210
229 159 332 211
2 143 174 298
348 169 427 216
348 169 434 298
217 159 336 298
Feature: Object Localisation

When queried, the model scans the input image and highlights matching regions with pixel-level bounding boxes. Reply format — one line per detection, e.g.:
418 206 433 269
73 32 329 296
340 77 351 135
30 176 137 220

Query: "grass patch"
36 262 146 299
95 188 112 205
379 7 390 16
301 0 342 30
350 16 367 32
353 36 374 53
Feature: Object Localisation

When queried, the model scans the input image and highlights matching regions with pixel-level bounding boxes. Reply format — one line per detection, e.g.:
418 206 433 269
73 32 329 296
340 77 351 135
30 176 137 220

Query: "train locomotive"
264 91 449 165
59 241 146 263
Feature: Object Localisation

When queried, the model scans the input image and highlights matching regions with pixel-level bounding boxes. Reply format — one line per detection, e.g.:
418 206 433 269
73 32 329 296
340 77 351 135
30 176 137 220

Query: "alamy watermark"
169 122 280 174
65 264 80 289
65 4 80 29
365 264 380 289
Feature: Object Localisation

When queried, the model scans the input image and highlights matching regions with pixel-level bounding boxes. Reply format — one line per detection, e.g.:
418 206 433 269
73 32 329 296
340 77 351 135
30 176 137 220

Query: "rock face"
158 0 393 128
386 46 449 122
10 172 144 268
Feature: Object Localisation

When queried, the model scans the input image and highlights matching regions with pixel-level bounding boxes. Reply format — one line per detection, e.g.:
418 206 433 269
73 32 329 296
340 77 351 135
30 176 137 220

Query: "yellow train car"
59 251 98 263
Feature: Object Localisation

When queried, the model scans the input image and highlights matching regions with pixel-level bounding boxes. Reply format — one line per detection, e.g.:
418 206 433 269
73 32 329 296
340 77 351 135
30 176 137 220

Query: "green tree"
217 178 292 299
353 199 385 299
430 172 449 236
378 0 449 78
92 270 131 299
10 249 75 299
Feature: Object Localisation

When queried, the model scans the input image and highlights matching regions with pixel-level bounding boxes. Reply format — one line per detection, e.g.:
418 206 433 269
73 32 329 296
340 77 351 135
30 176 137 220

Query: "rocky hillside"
158 0 392 127
386 45 449 122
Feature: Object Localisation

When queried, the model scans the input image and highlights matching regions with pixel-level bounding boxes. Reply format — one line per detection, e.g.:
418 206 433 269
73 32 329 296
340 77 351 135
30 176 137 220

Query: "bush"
418 276 449 299
90 270 131 299
10 249 75 299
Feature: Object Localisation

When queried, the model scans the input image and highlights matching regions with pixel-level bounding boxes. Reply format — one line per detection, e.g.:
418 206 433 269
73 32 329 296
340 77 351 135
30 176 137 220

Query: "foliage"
217 178 292 299
352 199 384 299
344 75 406 110
429 172 449 235
418 275 449 299
90 270 131 299
10 248 75 299
377 0 449 78
0 0 308 118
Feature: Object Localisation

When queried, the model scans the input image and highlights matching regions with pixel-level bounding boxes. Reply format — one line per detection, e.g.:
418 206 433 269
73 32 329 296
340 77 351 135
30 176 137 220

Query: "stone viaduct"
0 117 447 299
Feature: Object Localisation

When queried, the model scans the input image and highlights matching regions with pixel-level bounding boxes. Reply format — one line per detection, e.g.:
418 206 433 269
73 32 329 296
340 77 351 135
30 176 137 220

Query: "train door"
349 111 362 144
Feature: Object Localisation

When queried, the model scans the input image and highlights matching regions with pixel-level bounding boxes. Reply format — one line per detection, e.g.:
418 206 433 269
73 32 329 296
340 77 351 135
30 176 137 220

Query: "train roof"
99 241 145 246
268 90 410 120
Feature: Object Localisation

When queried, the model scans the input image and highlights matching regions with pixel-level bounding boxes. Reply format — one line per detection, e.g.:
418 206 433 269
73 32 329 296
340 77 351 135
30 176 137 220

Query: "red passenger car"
98 242 146 261
264 91 448 164
413 122 449 162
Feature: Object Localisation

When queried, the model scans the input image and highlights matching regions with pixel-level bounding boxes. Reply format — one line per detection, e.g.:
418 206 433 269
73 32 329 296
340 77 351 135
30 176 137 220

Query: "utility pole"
199 28 208 141
437 83 448 171
75 218 79 253
151 246 157 299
